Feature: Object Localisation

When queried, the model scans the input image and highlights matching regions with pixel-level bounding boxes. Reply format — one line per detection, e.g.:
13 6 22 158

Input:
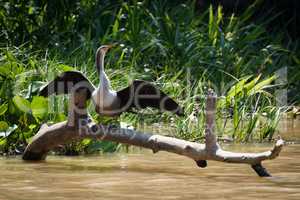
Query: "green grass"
0 0 298 154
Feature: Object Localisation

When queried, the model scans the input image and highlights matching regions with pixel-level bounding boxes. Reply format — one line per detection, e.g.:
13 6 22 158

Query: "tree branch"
23 90 284 177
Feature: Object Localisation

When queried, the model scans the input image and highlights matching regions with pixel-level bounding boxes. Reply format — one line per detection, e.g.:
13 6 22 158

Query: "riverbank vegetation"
0 0 298 155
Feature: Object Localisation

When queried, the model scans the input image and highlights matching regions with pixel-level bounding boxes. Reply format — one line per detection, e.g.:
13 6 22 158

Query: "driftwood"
23 89 284 177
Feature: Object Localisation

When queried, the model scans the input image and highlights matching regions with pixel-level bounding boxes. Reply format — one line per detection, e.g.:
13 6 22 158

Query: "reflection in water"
278 119 300 142
0 144 300 200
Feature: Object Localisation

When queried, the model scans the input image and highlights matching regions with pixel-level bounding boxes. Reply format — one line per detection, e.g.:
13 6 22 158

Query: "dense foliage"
0 0 299 154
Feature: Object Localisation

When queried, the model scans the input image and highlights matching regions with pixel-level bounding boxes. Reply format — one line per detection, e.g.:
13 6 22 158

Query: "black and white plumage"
39 71 94 99
39 45 184 117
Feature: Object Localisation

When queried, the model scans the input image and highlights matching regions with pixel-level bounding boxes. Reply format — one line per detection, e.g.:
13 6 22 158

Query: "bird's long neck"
96 48 111 91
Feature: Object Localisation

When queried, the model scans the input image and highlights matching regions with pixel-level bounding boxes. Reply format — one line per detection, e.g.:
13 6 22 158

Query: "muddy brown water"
0 120 300 200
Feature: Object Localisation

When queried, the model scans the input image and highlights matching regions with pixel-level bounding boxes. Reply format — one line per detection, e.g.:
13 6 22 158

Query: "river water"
0 144 299 200
0 120 300 200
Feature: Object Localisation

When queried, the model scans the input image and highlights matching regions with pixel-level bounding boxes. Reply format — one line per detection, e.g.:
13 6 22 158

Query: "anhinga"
39 45 207 168
39 45 184 117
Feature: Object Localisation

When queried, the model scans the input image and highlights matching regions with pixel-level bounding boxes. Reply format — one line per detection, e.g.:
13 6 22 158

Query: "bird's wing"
39 71 95 99
116 80 184 116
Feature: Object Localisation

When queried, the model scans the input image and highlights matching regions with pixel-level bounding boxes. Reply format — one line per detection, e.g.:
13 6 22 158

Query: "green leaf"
217 97 226 109
224 76 252 106
247 75 276 96
0 121 9 132
208 5 214 40
57 64 75 72
54 113 67 122
233 99 239 134
0 65 11 77
31 96 48 121
8 100 17 114
0 137 7 146
0 103 8 115
5 50 16 62
0 124 17 137
12 96 31 113
26 81 45 98
112 8 123 37
29 124 37 130
81 138 92 146
244 74 261 92
217 6 223 25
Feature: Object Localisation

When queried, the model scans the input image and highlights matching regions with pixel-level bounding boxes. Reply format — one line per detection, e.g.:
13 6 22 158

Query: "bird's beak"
107 44 114 49
102 44 114 53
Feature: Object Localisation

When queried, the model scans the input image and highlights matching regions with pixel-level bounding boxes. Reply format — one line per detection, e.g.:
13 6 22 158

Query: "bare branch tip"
40 123 49 130
276 139 285 147
207 88 216 97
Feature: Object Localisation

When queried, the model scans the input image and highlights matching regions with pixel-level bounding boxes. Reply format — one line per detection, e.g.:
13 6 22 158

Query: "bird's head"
95 44 116 73
97 44 114 53
95 44 114 68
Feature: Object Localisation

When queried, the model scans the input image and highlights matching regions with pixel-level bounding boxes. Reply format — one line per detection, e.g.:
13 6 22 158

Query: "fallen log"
23 89 284 177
